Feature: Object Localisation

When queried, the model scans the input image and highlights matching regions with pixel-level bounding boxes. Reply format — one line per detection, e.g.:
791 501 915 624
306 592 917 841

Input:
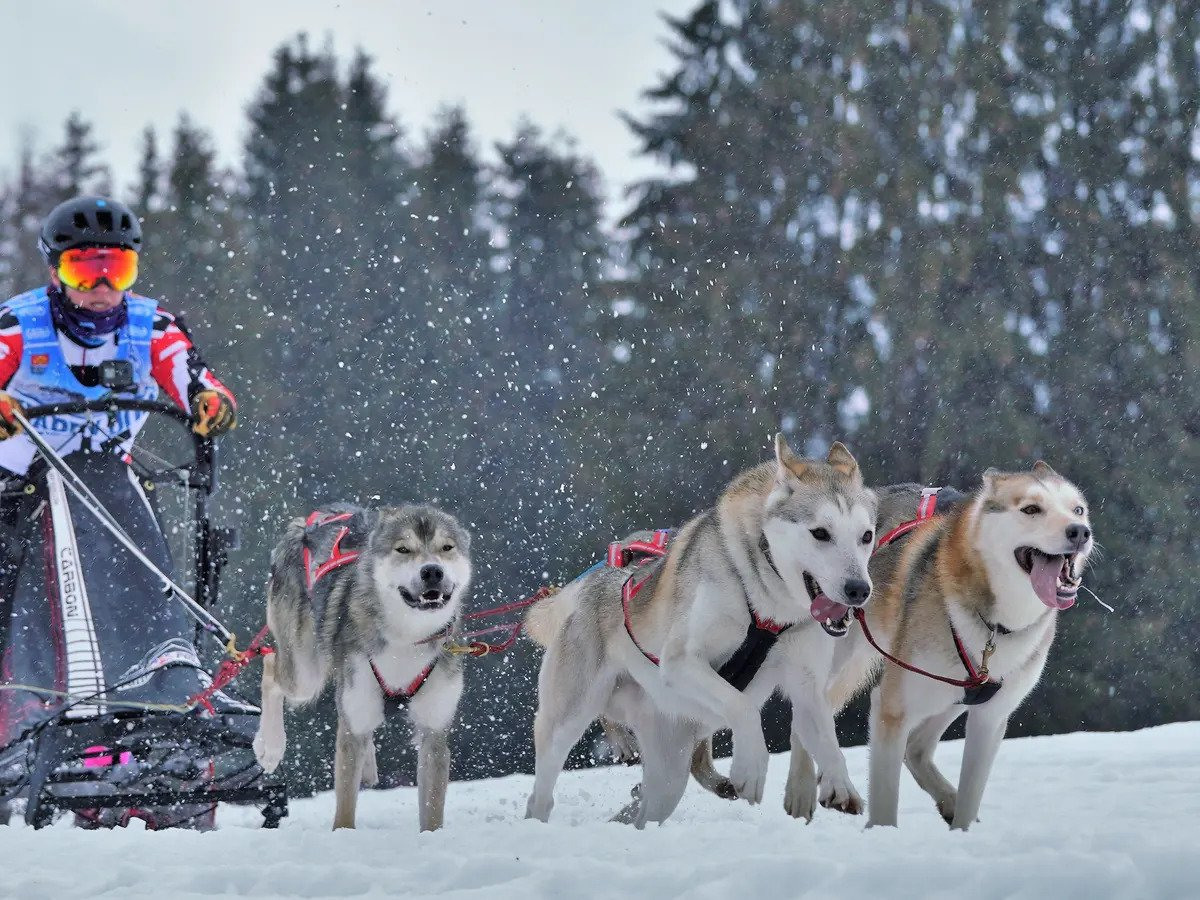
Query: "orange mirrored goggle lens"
56 247 139 292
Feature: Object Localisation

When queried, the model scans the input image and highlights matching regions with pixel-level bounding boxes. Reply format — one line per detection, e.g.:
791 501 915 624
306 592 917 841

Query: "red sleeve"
0 309 23 389
149 309 235 412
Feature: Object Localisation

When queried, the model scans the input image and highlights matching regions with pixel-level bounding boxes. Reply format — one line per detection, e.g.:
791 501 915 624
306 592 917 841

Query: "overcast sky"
2 1 696 213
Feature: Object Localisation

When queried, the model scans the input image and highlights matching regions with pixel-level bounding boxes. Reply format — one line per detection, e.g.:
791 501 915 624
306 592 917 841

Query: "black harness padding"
961 680 1003 706
710 534 792 691
717 617 790 691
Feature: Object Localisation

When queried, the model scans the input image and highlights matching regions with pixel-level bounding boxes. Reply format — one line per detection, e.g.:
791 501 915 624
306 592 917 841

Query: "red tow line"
444 586 558 657
853 609 992 690
188 624 275 714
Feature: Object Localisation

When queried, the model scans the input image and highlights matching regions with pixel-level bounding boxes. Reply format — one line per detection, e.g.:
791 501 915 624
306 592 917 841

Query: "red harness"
854 488 1002 704
302 510 361 590
617 530 792 683
370 658 437 703
617 530 671 665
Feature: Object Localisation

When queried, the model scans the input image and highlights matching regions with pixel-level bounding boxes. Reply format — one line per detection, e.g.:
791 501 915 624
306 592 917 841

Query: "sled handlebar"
22 397 218 495
23 398 194 428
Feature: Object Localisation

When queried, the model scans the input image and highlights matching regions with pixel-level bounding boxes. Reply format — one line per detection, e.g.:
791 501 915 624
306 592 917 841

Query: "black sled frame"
2 397 287 829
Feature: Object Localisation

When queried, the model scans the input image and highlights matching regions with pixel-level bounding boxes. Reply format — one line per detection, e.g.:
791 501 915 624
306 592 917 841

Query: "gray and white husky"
253 503 472 831
523 435 878 827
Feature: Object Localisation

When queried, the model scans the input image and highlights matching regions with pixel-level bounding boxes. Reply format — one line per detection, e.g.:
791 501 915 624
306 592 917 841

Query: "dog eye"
1020 504 1042 515
810 528 832 543
861 530 874 545
1073 506 1085 516
441 544 454 552
395 546 411 554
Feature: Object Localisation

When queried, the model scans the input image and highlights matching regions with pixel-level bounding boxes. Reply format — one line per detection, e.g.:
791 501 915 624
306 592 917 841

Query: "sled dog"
862 462 1092 829
624 482 957 823
253 503 472 831
524 435 878 826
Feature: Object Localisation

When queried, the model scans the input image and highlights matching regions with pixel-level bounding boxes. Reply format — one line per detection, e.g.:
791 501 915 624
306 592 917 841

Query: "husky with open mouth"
253 503 471 831
522 435 878 827
862 461 1093 830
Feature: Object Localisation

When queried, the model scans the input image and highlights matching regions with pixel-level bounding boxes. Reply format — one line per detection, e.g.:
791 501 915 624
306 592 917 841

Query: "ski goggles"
56 246 139 292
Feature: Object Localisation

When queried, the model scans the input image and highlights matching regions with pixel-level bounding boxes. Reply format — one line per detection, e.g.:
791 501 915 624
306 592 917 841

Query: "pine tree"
134 126 161 213
48 111 110 202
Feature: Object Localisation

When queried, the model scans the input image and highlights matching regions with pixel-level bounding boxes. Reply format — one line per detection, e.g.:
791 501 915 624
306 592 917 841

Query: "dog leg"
601 717 640 764
632 713 695 828
332 715 371 830
253 652 287 774
904 707 963 824
867 682 911 828
360 738 379 788
415 727 450 832
658 651 768 804
689 735 737 800
950 709 1008 831
783 734 817 822
525 642 612 822
787 676 862 815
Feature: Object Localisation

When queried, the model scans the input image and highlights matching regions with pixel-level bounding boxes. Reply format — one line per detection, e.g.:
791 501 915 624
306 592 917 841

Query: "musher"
0 196 238 828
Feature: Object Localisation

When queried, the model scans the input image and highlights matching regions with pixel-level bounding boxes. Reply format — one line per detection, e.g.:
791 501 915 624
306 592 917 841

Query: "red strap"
875 487 942 551
371 658 436 700
303 520 361 591
188 624 275 714
852 609 987 689
622 573 661 665
462 586 555 621
751 612 791 635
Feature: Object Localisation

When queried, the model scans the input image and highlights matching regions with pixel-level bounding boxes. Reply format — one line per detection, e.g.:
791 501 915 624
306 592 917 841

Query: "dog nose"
1065 524 1091 547
420 564 444 584
843 579 871 607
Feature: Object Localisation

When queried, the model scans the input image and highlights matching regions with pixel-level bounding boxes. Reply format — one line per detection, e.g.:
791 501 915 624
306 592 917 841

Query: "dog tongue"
1030 553 1069 609
811 593 849 623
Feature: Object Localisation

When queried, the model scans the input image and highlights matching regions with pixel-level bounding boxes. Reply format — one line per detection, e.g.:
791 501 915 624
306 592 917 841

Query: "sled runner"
0 397 286 829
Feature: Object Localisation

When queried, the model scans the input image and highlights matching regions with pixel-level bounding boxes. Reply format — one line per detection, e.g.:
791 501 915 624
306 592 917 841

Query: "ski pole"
10 408 234 647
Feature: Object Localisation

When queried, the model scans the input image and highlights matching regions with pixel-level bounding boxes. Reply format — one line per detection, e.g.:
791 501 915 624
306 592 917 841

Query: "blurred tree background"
0 1 1195 794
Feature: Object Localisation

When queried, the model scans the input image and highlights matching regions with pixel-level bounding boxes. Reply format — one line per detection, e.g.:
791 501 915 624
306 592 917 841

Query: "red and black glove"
0 392 24 440
191 390 236 438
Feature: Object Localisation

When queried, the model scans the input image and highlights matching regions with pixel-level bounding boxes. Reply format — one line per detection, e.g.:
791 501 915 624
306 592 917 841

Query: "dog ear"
981 467 1004 493
1032 460 1058 479
774 432 808 480
826 441 861 482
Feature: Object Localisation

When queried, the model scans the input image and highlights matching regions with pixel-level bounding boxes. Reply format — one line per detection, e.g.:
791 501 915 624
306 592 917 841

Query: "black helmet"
38 196 143 265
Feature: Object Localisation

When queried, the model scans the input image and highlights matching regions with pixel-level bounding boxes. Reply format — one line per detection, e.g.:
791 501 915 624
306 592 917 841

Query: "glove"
0 392 24 440
191 390 236 438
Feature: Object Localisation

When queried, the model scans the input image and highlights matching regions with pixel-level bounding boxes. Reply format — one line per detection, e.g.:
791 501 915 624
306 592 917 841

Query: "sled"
0 397 286 829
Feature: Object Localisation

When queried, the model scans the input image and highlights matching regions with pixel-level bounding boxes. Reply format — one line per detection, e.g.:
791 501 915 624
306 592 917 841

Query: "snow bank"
6 723 1198 899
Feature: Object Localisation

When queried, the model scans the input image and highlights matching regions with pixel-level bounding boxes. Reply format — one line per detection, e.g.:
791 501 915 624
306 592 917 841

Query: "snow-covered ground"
5 722 1198 900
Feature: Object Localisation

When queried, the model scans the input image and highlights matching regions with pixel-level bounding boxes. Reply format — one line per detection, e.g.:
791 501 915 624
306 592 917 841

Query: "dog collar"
977 611 1014 636
758 533 782 579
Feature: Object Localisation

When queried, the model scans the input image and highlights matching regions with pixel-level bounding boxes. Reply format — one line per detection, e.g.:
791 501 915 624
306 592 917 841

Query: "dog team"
252 435 1094 834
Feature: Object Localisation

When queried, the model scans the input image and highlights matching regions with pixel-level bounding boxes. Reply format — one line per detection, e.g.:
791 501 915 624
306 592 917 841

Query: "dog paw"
525 794 553 823
253 729 285 774
818 773 863 815
603 720 640 764
937 793 957 826
784 774 818 822
711 777 739 800
729 739 769 804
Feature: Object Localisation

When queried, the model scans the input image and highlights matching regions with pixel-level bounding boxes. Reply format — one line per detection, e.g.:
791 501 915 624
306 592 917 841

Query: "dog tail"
524 580 582 648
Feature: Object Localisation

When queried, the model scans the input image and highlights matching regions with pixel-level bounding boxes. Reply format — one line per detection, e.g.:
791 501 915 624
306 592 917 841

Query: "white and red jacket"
0 286 234 476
